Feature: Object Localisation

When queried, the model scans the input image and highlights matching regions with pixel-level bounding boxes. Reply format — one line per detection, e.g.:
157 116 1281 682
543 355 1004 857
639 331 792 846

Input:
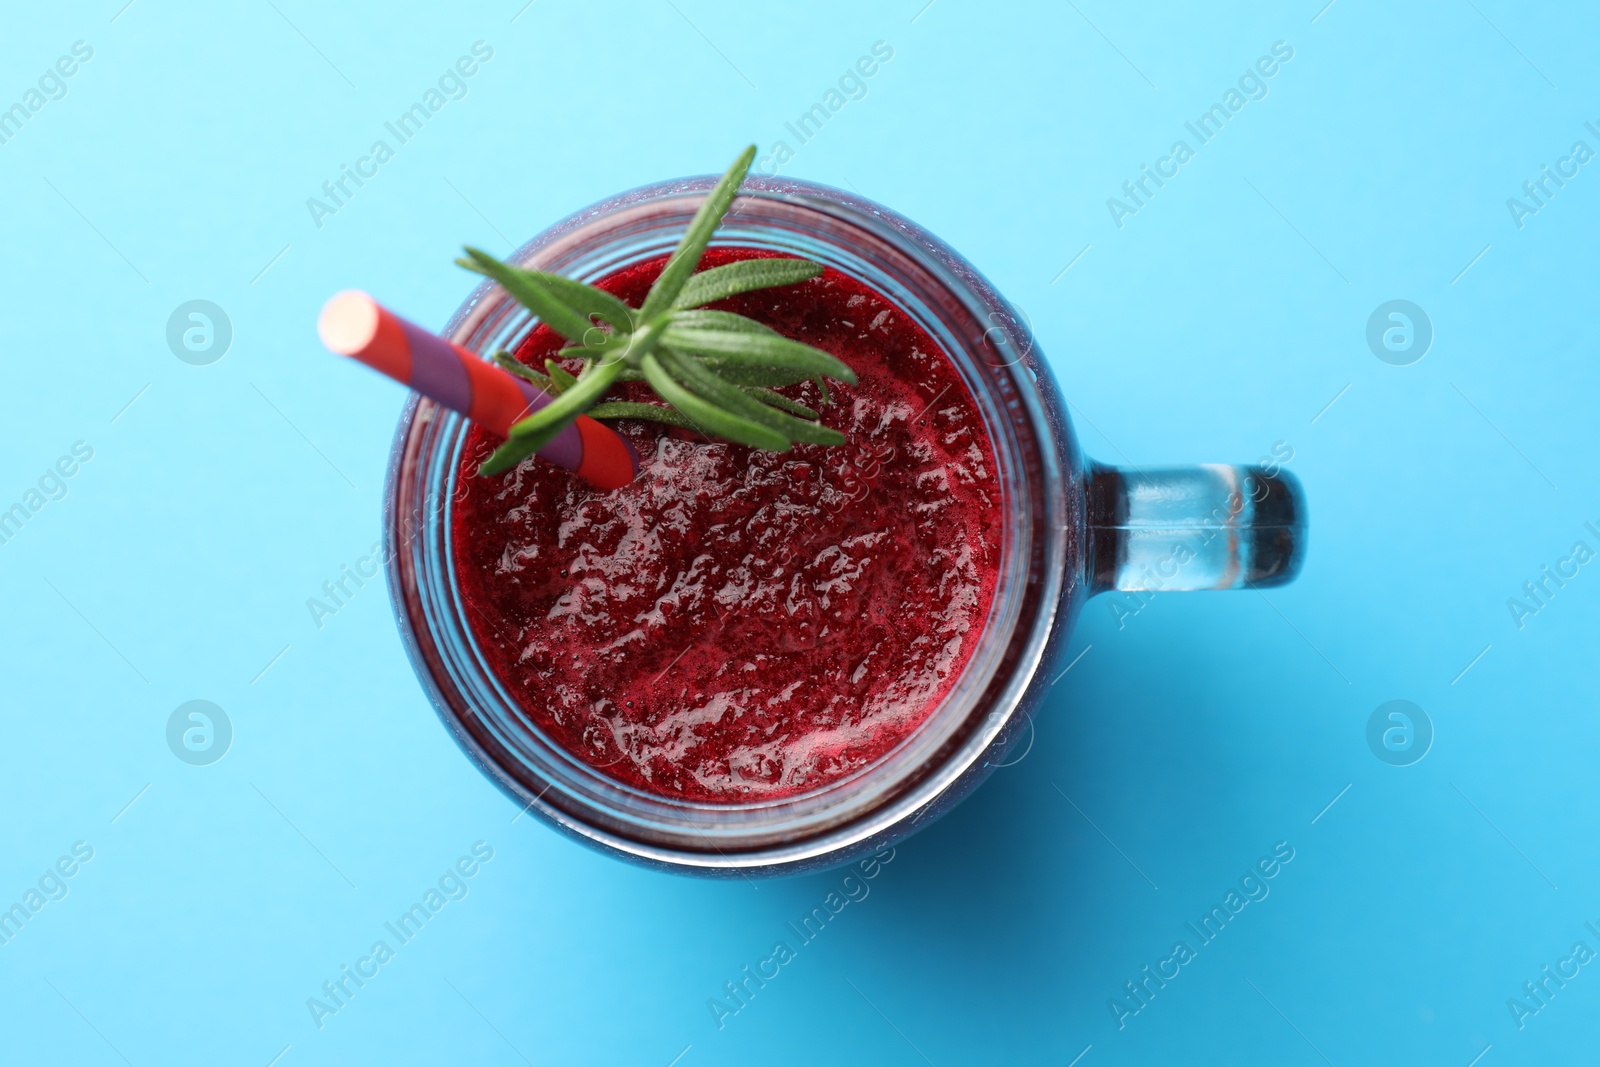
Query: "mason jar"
384 174 1305 876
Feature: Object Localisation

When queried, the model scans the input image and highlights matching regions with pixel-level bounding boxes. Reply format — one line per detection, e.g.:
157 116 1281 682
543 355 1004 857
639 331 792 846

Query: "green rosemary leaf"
640 352 790 451
586 401 697 428
665 309 779 335
491 350 559 394
558 344 643 381
659 349 844 446
638 145 757 320
459 248 603 346
744 386 817 420
529 272 634 333
480 409 581 474
544 360 579 392
479 355 631 476
658 345 813 388
462 256 634 333
657 314 808 387
563 343 651 383
479 431 550 476
507 357 626 441
672 258 824 310
567 352 647 381
660 326 856 384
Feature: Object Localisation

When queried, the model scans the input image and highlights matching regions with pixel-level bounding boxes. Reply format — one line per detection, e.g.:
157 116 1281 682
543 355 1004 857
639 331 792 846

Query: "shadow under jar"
385 175 1305 877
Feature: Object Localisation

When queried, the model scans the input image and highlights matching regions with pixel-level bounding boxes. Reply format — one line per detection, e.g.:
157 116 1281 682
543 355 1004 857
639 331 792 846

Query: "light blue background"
1 1 1595 1064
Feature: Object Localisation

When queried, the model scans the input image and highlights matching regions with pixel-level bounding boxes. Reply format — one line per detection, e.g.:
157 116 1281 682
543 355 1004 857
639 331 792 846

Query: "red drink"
450 249 1000 803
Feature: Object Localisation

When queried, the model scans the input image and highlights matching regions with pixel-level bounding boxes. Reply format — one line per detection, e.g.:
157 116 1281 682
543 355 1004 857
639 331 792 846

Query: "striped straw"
318 290 638 490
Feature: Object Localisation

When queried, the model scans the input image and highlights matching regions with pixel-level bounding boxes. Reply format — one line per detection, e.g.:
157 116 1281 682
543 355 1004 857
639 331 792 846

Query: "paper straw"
318 290 637 490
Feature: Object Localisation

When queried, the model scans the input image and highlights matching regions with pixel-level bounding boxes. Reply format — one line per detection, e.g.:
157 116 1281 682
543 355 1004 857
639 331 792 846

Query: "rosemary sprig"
457 145 855 476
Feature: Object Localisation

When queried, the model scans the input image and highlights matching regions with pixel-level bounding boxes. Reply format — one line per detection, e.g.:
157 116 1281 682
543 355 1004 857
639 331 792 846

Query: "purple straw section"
510 378 585 471
400 319 474 417
397 310 589 473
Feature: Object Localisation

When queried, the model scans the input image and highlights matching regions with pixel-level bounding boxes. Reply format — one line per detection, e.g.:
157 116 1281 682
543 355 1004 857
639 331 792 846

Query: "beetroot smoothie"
450 248 999 803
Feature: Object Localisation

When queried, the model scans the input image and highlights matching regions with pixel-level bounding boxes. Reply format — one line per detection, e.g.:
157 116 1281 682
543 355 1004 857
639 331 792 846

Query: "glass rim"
385 173 1073 872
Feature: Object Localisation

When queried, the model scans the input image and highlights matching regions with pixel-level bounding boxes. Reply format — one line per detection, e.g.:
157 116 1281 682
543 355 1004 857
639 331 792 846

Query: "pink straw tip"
318 290 379 356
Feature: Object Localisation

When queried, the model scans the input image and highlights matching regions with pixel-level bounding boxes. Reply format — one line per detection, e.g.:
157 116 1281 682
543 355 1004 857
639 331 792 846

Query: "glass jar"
384 175 1305 876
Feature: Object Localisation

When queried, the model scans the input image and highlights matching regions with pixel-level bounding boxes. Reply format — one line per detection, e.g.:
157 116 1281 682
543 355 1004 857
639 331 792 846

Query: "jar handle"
1085 463 1306 595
